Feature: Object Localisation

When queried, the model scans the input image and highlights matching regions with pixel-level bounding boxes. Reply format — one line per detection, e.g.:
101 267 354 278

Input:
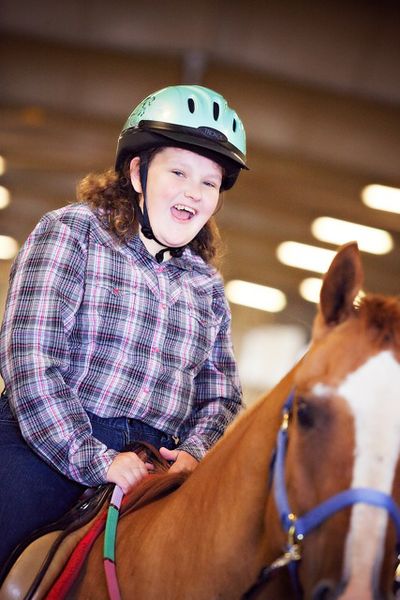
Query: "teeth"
174 204 196 215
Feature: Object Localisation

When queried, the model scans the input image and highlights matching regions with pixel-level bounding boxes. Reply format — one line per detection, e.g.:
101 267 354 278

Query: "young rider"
0 85 248 568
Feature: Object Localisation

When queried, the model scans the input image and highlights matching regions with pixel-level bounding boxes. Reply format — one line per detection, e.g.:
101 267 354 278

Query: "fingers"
106 451 151 494
159 447 179 462
106 448 198 493
165 450 198 475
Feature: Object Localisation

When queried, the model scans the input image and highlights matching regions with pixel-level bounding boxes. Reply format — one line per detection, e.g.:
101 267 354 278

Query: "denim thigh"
0 398 86 571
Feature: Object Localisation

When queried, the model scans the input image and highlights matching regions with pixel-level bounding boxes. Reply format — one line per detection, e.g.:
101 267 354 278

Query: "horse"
56 242 400 599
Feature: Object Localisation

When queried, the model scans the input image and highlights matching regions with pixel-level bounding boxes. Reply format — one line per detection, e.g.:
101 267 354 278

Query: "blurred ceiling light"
277 241 336 274
361 184 400 214
0 186 10 210
299 277 323 303
0 156 5 176
311 216 393 255
0 235 18 260
225 279 287 313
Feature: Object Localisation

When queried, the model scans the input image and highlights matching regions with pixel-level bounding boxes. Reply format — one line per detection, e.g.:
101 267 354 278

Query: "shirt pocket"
170 299 221 372
94 281 137 324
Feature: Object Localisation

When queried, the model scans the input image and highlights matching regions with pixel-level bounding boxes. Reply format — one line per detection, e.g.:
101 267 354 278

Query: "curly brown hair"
77 155 225 266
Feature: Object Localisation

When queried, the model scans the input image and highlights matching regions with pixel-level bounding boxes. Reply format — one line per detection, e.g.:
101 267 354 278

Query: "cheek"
146 189 170 215
145 174 175 206
204 193 220 217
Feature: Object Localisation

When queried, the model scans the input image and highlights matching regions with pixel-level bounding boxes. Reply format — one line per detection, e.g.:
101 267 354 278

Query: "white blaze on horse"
1 242 400 600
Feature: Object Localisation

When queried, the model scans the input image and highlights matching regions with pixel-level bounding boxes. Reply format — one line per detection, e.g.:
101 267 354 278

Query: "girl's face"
130 147 222 254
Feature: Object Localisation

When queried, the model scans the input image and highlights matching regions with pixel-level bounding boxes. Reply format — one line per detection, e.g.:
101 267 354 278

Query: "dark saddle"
0 442 170 600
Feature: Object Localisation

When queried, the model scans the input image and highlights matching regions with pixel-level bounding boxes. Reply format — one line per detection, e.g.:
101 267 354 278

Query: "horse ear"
314 242 363 333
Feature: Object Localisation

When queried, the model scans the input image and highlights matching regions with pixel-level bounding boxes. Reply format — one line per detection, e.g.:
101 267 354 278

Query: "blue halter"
243 389 400 599
275 390 400 540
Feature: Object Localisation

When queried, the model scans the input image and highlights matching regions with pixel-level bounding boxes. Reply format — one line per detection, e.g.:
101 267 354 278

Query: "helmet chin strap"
137 156 186 264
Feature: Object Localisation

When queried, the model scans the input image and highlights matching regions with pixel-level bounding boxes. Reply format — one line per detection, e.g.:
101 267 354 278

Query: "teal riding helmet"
115 85 248 190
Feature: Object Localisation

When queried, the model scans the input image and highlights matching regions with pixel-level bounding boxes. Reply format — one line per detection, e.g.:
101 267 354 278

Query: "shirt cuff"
71 447 118 486
177 435 211 462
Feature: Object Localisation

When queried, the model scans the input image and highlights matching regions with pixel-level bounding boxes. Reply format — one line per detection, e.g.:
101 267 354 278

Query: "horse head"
282 242 400 600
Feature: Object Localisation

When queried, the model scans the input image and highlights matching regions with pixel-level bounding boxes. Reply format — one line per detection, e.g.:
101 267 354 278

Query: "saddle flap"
0 531 60 600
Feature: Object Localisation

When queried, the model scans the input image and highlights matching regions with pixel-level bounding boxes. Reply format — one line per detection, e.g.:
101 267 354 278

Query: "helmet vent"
232 118 237 132
187 98 195 114
213 102 220 121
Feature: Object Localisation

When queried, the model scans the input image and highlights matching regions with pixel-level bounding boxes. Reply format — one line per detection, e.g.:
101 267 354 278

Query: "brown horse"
72 242 400 600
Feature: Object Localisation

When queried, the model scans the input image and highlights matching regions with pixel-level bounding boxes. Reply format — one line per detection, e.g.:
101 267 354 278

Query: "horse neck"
178 369 296 559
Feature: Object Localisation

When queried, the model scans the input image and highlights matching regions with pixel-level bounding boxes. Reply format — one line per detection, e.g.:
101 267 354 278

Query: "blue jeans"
0 393 178 572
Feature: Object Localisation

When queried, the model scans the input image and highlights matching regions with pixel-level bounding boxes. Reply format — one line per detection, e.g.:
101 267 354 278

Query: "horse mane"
358 294 400 346
121 471 189 517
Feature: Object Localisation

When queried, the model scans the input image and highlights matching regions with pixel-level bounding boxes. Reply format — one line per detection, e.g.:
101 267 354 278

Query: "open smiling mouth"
171 204 197 221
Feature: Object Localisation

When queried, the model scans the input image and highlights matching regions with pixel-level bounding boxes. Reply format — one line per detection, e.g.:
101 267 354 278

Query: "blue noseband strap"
295 488 400 541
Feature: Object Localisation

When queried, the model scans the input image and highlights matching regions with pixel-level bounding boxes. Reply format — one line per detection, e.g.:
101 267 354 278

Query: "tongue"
171 207 192 221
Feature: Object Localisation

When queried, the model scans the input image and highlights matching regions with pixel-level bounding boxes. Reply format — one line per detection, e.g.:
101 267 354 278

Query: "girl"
0 85 247 569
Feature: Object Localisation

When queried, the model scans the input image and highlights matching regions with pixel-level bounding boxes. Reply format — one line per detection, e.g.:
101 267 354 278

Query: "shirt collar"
128 234 214 276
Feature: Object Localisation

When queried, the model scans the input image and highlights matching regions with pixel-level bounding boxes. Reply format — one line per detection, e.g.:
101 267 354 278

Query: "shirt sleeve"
177 293 243 461
0 215 117 485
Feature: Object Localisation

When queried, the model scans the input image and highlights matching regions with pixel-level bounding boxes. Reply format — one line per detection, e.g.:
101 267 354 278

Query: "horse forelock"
357 294 400 352
300 294 400 392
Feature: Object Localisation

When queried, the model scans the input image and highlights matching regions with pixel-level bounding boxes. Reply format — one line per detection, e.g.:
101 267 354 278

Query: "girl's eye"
172 170 184 177
204 181 217 188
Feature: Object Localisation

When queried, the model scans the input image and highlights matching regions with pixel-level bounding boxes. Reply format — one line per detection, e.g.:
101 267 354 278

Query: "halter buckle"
287 515 303 562
281 409 290 431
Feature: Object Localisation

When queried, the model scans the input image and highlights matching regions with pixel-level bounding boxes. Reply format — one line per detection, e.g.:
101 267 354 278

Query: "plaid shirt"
0 204 242 485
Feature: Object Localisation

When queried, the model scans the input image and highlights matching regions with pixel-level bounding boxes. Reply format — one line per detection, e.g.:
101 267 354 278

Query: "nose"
184 183 201 201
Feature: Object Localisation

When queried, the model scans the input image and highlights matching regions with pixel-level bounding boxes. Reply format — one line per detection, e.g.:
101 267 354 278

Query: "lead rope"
104 485 124 600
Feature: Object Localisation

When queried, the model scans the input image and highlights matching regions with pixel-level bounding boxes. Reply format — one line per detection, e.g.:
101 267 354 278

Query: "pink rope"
104 559 122 600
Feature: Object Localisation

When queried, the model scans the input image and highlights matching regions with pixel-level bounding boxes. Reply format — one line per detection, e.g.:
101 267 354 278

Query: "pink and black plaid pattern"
0 204 242 485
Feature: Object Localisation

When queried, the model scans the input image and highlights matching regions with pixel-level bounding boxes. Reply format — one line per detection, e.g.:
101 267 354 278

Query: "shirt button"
161 303 167 309
144 387 150 394
153 347 160 353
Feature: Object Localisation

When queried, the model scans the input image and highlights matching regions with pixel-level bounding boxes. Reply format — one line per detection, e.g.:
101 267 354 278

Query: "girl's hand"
159 447 198 474
106 452 154 494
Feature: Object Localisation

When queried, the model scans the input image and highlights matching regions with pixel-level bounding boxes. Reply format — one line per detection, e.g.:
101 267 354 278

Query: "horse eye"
296 399 315 429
